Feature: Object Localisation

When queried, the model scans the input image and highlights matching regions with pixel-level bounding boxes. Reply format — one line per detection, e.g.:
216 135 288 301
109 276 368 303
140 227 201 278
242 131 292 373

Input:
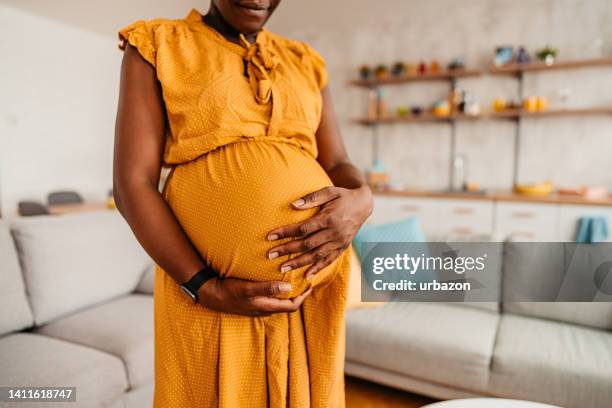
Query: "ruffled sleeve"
302 43 328 90
118 21 157 67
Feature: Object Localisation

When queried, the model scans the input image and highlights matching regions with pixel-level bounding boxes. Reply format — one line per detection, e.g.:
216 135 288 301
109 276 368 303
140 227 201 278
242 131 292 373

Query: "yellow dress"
119 9 350 408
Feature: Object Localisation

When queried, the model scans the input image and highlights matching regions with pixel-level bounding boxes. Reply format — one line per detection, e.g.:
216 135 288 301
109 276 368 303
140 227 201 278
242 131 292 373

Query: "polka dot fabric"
119 8 350 408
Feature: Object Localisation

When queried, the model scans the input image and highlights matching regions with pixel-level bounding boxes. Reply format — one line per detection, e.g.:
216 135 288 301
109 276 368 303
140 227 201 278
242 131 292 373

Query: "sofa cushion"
109 384 154 408
346 302 500 392
36 294 154 388
504 302 612 331
11 211 151 325
0 333 128 407
490 314 612 408
135 264 155 295
0 223 33 336
503 241 612 330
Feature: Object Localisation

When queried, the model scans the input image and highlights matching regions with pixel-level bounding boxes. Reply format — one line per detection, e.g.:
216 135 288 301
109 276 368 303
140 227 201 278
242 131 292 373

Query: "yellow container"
536 96 549 111
493 98 506 112
523 97 538 112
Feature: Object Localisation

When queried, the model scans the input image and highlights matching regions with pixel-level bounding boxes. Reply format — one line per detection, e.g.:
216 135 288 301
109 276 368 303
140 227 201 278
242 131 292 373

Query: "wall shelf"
353 113 481 126
489 106 612 119
350 55 612 189
349 68 482 88
489 57 612 75
354 107 612 126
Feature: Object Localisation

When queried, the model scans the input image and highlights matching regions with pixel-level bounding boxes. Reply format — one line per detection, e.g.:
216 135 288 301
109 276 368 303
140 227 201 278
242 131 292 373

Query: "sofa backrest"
11 211 152 326
502 241 612 330
0 222 34 336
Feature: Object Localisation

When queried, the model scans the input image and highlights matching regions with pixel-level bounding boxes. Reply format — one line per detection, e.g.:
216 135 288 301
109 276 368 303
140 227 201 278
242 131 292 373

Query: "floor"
345 376 438 408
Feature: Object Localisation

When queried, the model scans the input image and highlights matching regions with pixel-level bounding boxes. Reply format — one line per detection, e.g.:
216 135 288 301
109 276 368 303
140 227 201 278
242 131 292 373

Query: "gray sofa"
345 242 612 408
2 212 612 408
1 212 155 408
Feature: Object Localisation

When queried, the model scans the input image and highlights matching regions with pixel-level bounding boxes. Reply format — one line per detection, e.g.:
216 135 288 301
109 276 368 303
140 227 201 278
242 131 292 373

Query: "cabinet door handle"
511 231 536 239
511 211 535 219
451 227 473 235
453 207 475 215
400 205 421 212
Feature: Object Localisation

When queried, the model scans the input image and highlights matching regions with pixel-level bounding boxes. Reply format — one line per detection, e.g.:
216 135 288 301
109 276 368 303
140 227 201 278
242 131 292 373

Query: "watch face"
179 285 197 303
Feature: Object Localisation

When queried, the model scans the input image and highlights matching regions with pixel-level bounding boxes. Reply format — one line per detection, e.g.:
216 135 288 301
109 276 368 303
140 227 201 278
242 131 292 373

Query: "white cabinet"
369 196 439 236
495 202 560 241
370 194 612 241
437 200 495 236
558 205 612 241
369 196 495 238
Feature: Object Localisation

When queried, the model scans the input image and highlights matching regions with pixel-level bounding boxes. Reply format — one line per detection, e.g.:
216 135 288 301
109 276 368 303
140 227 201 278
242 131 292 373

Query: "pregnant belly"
164 140 338 298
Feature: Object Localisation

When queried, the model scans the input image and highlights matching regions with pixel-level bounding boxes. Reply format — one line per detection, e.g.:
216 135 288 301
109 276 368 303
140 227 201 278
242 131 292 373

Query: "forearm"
114 181 205 284
326 161 369 191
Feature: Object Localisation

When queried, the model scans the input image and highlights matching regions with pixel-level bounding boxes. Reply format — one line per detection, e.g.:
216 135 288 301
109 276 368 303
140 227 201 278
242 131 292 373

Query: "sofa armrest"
135 264 155 295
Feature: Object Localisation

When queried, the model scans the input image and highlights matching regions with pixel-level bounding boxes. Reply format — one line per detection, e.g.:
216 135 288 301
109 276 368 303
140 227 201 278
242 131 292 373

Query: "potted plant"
537 45 558 66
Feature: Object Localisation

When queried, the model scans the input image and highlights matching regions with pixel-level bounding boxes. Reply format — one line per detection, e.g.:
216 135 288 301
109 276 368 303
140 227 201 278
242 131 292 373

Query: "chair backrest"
0 222 34 335
47 191 83 205
18 201 50 216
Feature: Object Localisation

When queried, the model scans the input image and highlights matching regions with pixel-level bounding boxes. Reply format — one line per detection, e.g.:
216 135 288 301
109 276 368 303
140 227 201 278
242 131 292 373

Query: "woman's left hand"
267 185 372 279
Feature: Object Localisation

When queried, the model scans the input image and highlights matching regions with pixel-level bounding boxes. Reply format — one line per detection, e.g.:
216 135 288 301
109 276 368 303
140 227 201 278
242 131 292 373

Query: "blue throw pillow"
353 217 432 291
353 216 426 259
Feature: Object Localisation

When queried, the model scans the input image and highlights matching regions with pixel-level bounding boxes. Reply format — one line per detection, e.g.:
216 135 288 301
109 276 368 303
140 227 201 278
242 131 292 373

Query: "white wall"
2 0 612 216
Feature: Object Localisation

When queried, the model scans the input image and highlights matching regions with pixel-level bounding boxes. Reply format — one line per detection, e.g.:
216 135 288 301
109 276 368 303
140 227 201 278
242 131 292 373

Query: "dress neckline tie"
239 32 279 105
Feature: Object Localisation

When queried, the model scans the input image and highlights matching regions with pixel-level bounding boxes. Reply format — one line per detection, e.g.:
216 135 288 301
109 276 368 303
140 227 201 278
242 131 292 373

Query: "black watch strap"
179 265 218 304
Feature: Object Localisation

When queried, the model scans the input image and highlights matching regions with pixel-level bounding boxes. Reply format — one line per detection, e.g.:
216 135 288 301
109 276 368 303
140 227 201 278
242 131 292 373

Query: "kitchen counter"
374 188 612 207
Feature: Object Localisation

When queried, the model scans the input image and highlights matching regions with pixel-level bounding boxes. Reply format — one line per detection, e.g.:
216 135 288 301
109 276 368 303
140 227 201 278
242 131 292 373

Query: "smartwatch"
179 265 218 304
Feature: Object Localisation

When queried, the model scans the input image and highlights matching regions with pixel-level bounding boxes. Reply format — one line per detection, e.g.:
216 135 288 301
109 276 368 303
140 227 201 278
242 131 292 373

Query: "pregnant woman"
113 1 372 407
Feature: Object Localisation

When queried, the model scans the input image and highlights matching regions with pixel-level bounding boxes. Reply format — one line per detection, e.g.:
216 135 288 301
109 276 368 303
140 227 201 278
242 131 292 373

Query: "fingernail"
279 282 292 292
292 199 305 208
268 251 279 260
267 234 279 241
281 265 292 273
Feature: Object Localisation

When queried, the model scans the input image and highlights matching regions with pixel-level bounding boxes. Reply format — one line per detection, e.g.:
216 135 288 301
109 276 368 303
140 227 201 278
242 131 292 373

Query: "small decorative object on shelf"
374 64 389 80
359 65 372 80
492 98 522 113
396 105 409 118
493 98 506 112
523 96 538 112
536 96 549 111
516 46 531 64
418 61 427 75
494 46 514 66
523 96 549 112
451 154 468 192
432 100 450 117
406 63 418 76
107 189 116 209
462 92 481 115
537 45 558 66
411 106 424 116
377 89 388 119
367 89 378 120
391 61 406 77
367 160 390 191
448 57 466 70
448 89 463 112
430 59 440 74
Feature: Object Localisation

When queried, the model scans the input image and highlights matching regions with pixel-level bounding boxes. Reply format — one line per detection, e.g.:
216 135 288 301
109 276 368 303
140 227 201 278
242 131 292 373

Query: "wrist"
197 277 219 307
179 264 219 304
352 184 373 217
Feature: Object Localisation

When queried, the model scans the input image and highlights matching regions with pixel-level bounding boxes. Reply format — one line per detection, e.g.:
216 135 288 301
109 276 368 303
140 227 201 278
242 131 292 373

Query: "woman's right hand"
199 278 312 317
